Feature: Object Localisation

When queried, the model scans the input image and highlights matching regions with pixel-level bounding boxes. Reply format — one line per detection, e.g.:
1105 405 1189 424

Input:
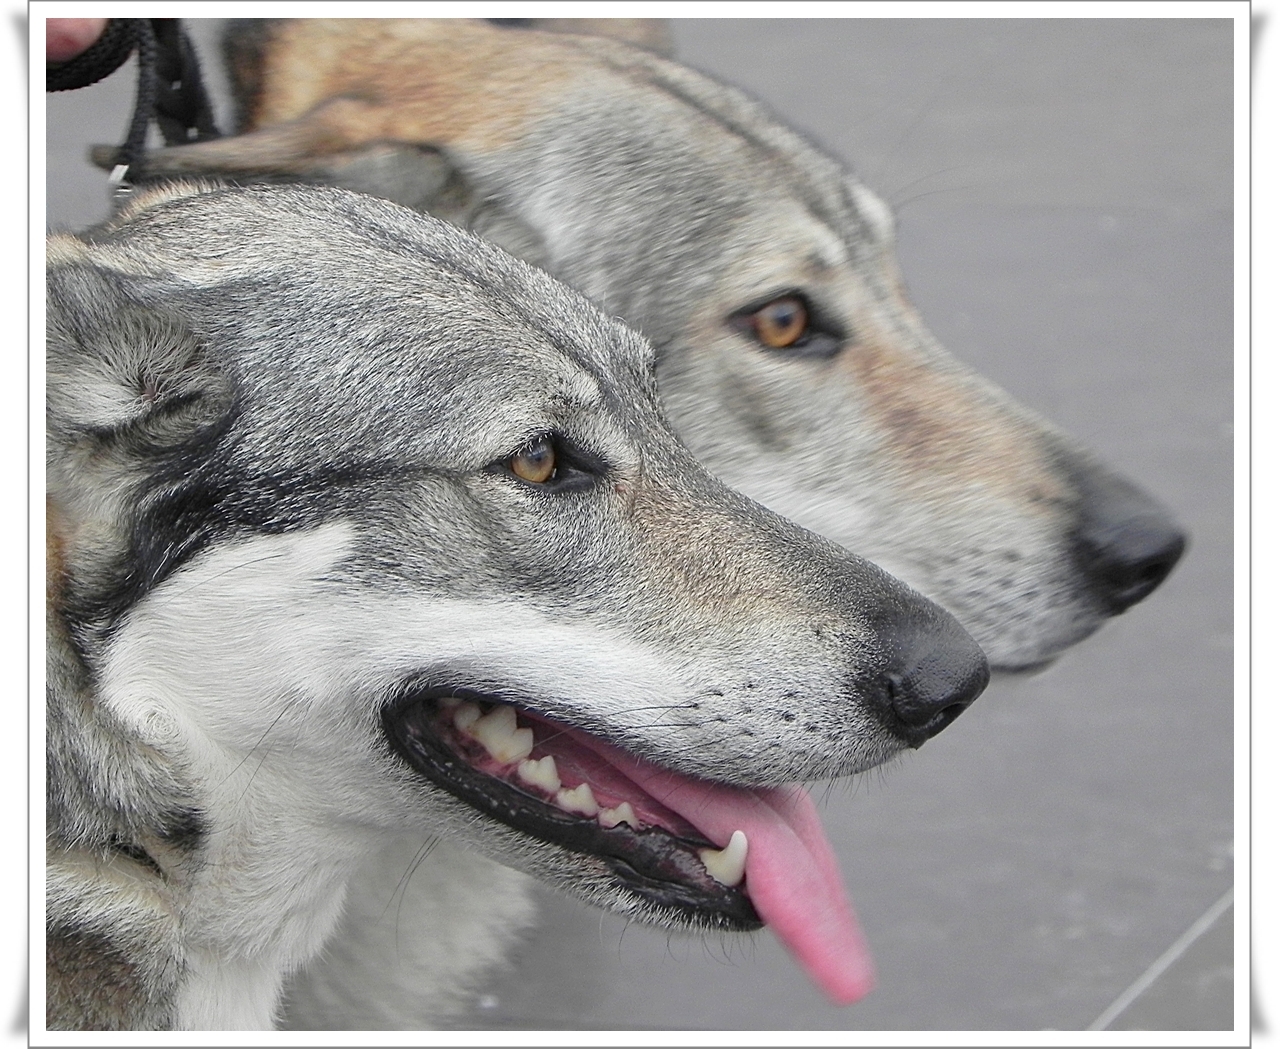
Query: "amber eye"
510 436 557 484
751 296 809 349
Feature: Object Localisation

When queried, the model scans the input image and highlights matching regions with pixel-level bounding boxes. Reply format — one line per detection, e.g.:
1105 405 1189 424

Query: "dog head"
115 19 1185 669
47 182 987 1000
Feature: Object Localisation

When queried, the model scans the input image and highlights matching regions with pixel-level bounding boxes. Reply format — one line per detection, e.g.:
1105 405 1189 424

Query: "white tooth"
491 728 534 764
438 696 463 708
699 830 748 887
598 801 639 829
517 755 561 793
453 702 482 733
470 705 534 764
555 783 600 817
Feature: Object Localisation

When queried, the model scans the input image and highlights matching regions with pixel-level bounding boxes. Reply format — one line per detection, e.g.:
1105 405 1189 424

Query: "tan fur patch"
632 479 815 620
109 179 224 224
253 19 593 154
516 18 674 56
47 496 68 607
46 847 183 1029
839 320 1067 506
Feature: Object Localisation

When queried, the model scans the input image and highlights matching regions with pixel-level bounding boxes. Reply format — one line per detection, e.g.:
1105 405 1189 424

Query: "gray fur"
47 182 985 1029
120 18 1184 671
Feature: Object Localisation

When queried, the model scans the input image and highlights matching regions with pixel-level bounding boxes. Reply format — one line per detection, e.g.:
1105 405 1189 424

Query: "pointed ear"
46 243 234 466
92 133 459 214
92 118 550 269
314 143 550 267
91 97 388 179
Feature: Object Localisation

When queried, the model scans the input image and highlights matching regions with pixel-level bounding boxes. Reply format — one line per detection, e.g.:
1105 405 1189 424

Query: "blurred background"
45 16 1235 1032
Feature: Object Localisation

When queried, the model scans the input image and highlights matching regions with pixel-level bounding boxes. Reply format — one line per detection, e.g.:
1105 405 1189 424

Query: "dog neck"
171 815 369 1029
48 680 372 1031
52 523 397 1030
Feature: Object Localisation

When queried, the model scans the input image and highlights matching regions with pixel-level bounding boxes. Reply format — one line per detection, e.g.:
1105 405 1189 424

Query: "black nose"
865 609 990 747
1072 467 1186 615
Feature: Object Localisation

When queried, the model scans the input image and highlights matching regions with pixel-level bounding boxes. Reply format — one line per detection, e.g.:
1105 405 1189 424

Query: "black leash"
47 18 220 192
46 17 140 93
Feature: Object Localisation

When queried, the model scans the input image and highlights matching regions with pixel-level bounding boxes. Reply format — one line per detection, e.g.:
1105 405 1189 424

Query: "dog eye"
731 292 844 360
751 296 809 349
509 436 557 484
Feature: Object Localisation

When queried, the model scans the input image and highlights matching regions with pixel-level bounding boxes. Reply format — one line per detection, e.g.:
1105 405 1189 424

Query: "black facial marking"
157 807 205 854
107 838 163 877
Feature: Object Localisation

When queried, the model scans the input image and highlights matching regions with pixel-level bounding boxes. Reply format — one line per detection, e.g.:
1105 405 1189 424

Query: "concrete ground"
45 16 1235 1034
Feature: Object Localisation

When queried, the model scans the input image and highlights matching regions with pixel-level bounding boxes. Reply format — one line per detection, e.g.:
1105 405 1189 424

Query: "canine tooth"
556 783 600 817
699 830 748 887
453 702 482 733
470 705 534 764
438 696 463 708
598 802 639 829
517 755 561 793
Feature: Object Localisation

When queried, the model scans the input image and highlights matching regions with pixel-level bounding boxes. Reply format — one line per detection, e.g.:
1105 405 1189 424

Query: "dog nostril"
1075 511 1186 615
879 660 987 738
870 628 990 745
1070 463 1186 615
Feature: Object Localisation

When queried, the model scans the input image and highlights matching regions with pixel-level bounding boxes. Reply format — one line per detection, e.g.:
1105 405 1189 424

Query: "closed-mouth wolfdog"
120 17 1187 673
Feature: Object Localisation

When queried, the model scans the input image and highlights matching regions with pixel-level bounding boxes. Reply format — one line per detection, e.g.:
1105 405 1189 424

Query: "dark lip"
381 686 762 931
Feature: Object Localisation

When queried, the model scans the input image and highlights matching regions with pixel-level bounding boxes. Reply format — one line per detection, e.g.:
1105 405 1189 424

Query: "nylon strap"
47 18 221 188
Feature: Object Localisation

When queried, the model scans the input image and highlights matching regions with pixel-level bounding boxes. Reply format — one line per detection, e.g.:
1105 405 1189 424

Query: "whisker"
393 836 441 961
818 778 838 808
628 720 703 730
159 551 290 605
885 163 975 205
891 182 976 215
871 58 973 196
233 736 282 807
218 702 293 791
614 914 633 959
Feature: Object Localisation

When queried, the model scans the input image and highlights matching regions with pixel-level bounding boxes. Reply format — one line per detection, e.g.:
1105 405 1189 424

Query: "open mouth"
382 688 759 929
382 684 877 1005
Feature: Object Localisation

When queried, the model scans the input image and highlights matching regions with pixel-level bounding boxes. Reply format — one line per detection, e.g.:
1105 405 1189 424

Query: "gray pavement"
45 16 1235 1033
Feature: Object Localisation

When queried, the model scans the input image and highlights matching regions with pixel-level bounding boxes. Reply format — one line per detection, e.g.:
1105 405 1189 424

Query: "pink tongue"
572 734 875 1005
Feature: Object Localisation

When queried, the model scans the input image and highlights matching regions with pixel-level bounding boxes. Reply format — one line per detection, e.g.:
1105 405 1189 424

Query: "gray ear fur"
305 142 551 267
47 262 233 454
46 258 235 558
312 143 552 266
45 270 205 1023
89 138 550 269
313 142 550 268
